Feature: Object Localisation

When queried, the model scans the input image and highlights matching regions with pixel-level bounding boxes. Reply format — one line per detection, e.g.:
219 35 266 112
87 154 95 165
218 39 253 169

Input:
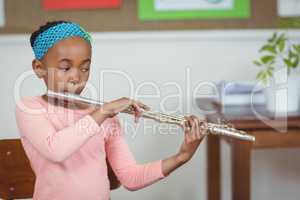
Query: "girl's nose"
69 68 80 84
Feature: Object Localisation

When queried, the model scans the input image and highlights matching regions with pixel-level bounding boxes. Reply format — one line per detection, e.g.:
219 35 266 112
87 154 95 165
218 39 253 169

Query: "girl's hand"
97 97 150 123
177 115 209 163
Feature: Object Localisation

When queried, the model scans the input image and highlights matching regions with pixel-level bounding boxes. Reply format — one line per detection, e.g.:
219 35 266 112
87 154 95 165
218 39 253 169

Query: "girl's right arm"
15 97 146 163
15 98 104 162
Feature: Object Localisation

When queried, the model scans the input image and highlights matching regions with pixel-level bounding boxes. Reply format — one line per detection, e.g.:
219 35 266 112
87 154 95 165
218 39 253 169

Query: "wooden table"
196 99 300 200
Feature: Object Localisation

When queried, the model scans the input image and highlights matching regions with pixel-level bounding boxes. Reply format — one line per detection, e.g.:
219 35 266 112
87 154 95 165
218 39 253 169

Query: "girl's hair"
30 20 69 47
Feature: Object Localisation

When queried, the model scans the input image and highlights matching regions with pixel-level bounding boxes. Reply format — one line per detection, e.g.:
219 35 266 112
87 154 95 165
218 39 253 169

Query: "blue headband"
32 22 92 60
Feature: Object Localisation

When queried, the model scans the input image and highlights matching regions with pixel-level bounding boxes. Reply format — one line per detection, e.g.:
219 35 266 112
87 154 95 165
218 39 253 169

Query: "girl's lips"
62 89 74 93
62 89 82 95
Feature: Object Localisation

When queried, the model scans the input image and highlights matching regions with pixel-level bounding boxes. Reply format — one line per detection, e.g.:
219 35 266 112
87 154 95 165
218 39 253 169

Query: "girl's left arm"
105 115 208 191
105 117 165 191
161 115 208 176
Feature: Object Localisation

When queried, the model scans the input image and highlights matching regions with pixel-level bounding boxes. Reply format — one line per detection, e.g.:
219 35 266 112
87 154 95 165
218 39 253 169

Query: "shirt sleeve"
105 116 166 191
15 98 101 162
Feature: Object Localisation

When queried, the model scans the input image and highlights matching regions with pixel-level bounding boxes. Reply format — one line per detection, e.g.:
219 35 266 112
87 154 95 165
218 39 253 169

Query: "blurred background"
0 0 300 200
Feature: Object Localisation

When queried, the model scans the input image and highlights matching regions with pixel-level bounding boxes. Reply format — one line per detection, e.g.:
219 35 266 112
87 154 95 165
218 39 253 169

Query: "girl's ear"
32 59 47 79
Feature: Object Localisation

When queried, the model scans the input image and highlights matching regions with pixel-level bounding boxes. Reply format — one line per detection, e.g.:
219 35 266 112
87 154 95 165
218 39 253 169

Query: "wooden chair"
0 139 120 200
0 139 35 200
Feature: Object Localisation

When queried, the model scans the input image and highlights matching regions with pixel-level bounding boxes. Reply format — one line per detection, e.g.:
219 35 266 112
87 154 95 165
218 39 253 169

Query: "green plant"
254 32 300 85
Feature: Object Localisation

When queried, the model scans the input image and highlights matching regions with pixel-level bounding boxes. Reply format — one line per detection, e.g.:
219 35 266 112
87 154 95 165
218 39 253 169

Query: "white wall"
1 30 300 200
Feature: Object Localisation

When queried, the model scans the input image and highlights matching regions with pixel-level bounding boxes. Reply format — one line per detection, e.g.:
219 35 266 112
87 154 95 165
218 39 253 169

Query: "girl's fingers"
183 117 192 142
127 99 147 113
132 105 139 123
185 116 193 140
136 101 151 111
186 117 194 142
190 116 199 140
184 115 209 141
199 119 209 136
193 117 202 140
184 117 189 132
132 102 143 123
188 117 194 130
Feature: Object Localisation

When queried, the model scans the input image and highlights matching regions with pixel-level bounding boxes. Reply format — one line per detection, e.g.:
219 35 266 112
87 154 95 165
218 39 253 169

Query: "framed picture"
138 0 250 21
43 0 122 10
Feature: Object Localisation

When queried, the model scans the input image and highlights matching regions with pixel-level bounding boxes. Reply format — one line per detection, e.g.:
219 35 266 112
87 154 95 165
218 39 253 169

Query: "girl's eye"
81 68 89 72
59 67 70 72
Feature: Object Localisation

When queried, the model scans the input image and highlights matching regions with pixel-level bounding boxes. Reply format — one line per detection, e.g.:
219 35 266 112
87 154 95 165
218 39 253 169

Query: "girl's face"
32 36 92 95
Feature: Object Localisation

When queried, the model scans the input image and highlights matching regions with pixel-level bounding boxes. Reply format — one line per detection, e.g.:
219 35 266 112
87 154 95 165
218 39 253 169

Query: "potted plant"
254 32 300 113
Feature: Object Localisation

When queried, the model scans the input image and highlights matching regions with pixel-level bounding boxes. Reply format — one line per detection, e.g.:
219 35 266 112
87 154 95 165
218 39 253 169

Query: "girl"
15 21 208 200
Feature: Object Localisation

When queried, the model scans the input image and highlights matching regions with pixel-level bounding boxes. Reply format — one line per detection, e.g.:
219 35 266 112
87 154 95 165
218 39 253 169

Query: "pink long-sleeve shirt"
15 96 165 200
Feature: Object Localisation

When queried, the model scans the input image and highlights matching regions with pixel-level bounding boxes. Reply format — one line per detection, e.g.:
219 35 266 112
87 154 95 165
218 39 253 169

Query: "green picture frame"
138 0 250 21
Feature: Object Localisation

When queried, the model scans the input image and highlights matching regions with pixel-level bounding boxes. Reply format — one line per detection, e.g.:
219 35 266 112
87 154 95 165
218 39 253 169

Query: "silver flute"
46 90 255 142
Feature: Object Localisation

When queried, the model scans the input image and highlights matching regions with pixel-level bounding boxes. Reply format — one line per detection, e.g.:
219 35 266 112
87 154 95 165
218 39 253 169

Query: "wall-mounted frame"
138 0 250 21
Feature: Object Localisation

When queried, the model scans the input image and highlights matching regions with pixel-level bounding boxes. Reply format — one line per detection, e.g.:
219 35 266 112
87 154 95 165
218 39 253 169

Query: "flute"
46 90 255 142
